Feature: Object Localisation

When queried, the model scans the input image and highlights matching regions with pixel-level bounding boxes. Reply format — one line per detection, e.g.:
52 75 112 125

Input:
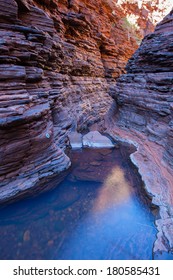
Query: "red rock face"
0 0 140 202
110 11 173 257
111 11 173 167
0 1 172 216
0 0 172 258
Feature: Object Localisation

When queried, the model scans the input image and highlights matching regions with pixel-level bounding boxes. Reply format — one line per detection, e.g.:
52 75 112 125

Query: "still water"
0 147 157 260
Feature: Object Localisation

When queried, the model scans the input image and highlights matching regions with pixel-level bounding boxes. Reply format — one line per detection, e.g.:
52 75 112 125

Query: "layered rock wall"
110 11 173 257
0 0 172 202
0 0 140 202
111 11 173 167
0 1 70 202
0 0 173 258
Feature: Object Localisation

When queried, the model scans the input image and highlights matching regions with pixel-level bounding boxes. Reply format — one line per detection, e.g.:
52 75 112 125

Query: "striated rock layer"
0 0 142 202
109 11 173 257
0 0 172 202
0 0 173 258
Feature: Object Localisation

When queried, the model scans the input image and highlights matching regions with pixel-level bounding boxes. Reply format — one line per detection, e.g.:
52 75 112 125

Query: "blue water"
0 147 157 259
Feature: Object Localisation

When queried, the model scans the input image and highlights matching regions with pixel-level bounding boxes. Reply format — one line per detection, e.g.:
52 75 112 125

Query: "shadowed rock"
68 132 82 149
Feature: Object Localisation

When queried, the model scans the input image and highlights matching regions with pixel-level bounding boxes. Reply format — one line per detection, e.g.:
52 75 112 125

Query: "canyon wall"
111 11 173 168
0 0 172 202
109 10 173 257
0 0 140 202
0 0 173 258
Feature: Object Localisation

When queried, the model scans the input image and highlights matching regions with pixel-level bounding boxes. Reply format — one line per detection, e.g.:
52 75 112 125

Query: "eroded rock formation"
109 11 173 258
0 0 173 258
0 0 151 202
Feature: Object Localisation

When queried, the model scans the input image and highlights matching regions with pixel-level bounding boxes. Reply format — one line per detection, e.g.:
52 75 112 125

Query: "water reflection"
0 147 157 260
93 167 131 212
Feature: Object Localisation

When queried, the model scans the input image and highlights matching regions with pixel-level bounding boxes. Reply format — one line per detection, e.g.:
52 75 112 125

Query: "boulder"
83 131 114 148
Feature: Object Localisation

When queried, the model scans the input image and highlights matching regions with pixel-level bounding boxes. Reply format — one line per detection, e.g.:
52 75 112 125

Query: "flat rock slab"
69 132 82 149
83 131 114 148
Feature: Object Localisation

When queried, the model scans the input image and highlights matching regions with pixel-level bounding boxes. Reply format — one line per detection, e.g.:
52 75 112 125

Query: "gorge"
0 0 173 260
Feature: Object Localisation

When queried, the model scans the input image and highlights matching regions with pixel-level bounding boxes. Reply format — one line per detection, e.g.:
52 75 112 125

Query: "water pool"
0 146 157 259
